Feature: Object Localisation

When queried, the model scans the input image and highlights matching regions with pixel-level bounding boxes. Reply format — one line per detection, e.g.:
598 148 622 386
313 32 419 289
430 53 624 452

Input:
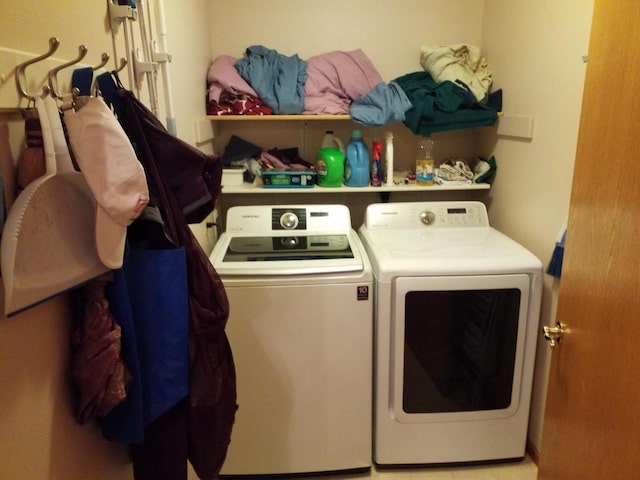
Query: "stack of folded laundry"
435 158 474 185
434 156 497 185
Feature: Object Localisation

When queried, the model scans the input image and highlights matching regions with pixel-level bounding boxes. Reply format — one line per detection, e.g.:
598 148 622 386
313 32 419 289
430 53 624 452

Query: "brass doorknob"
543 322 566 349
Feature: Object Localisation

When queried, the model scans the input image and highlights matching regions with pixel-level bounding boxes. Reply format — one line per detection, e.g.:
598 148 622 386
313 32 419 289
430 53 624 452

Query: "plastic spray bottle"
371 141 382 187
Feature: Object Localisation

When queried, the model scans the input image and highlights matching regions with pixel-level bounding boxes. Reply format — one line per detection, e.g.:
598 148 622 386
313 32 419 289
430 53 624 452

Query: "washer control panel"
273 208 306 230
225 205 353 235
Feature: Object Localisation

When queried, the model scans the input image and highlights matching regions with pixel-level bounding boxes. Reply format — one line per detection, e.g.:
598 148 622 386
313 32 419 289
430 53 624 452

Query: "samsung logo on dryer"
241 214 260 219
381 211 399 215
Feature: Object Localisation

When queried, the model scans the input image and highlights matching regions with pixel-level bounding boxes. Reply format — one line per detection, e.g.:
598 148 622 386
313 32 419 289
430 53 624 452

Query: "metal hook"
114 57 128 73
14 37 60 102
92 52 110 71
48 44 88 98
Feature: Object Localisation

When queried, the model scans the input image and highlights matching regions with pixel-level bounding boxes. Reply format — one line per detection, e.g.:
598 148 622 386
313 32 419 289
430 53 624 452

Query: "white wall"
480 0 594 453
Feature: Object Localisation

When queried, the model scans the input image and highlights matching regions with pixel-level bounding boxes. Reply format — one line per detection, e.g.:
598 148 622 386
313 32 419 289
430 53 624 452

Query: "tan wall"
481 0 594 452
0 0 594 476
0 1 212 479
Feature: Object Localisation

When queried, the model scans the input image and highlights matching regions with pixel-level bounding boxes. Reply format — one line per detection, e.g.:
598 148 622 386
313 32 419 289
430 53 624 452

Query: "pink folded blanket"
207 55 258 103
303 49 383 114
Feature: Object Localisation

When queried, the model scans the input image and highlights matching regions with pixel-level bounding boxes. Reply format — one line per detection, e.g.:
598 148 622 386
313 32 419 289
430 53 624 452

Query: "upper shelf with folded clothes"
205 45 502 133
207 114 352 121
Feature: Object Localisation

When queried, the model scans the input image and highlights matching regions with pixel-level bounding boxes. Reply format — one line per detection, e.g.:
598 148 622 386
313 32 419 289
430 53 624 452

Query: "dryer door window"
392 274 531 423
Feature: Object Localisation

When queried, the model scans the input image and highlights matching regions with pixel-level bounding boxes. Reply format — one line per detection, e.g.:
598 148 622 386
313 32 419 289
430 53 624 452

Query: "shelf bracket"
379 191 391 203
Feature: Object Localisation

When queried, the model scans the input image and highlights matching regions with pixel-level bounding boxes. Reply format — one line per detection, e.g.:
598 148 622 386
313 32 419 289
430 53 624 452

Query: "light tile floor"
304 456 537 480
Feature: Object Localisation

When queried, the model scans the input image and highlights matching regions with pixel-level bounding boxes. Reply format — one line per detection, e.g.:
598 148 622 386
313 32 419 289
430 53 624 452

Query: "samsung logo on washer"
381 211 398 215
241 215 260 219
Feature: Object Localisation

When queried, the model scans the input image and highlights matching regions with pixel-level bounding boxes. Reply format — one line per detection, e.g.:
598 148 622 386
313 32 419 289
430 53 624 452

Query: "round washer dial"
280 211 299 230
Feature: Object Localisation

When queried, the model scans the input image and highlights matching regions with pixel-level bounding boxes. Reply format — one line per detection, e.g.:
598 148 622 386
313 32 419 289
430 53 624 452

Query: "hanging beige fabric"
0 95 108 316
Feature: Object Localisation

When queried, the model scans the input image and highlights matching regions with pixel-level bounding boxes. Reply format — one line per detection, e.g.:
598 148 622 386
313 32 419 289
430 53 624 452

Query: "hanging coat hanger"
48 44 88 99
14 37 61 104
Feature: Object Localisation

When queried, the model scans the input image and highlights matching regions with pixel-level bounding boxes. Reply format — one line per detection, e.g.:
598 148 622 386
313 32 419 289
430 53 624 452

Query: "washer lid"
211 203 366 275
210 230 365 275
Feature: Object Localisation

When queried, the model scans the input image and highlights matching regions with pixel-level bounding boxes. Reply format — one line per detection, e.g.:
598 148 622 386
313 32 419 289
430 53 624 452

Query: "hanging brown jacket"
108 74 236 480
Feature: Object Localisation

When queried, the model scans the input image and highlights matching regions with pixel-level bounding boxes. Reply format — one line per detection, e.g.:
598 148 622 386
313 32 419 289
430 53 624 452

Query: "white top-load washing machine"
358 201 543 466
210 204 373 476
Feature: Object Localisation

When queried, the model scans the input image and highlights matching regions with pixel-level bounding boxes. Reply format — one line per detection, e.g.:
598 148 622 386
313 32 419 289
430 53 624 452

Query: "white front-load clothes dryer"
358 201 543 466
210 204 372 476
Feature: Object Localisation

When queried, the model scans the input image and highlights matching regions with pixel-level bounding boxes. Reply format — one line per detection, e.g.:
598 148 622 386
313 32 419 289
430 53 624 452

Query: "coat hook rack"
14 37 60 102
48 44 88 98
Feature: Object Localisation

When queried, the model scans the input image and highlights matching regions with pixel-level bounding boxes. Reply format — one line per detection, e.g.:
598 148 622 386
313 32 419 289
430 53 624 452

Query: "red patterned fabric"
71 273 131 424
206 92 273 116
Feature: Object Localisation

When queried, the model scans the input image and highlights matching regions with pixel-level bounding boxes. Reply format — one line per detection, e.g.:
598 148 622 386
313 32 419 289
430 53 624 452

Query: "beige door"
537 1 640 478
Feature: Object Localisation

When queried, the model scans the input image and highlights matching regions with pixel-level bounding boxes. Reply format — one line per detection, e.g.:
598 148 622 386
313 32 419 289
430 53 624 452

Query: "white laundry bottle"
321 130 345 154
384 131 394 186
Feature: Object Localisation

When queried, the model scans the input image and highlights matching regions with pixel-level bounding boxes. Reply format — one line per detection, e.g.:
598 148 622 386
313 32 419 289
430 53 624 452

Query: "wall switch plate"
194 119 215 144
497 114 535 139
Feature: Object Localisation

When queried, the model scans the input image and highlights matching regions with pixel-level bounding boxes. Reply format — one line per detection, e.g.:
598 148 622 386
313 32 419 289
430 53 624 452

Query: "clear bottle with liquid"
415 137 434 186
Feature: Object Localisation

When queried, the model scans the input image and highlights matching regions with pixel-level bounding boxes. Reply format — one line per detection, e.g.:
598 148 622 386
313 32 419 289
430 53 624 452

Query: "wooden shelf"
207 113 502 122
207 114 352 121
211 114 494 196
221 182 490 194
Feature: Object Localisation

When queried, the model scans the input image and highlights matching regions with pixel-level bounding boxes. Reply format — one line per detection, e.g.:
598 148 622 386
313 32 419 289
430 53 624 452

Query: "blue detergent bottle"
344 129 370 187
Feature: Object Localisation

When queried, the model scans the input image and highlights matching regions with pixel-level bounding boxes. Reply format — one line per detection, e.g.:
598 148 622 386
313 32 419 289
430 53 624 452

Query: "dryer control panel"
364 201 489 229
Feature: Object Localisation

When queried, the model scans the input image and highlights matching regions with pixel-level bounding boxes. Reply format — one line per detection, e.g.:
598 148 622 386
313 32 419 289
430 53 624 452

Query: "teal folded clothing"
393 71 498 135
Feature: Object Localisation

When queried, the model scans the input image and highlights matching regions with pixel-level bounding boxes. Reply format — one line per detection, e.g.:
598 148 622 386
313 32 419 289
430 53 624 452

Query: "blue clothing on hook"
96 71 124 112
71 67 94 96
102 244 190 444
546 227 566 278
